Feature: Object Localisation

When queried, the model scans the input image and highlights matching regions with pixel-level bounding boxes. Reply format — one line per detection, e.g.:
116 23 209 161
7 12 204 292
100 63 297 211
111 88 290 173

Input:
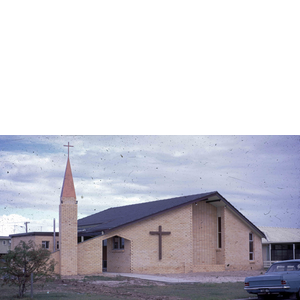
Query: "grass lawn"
118 282 254 300
0 277 254 300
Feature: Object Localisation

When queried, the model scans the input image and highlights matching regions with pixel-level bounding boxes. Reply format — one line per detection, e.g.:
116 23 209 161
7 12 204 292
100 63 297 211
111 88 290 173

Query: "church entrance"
105 236 131 273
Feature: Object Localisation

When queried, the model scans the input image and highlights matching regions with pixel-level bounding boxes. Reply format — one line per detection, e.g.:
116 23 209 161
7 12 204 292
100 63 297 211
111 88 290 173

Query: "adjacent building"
0 236 11 258
259 226 300 268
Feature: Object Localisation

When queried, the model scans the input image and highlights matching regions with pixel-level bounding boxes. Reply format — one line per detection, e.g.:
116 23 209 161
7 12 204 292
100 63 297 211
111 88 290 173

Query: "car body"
245 259 300 299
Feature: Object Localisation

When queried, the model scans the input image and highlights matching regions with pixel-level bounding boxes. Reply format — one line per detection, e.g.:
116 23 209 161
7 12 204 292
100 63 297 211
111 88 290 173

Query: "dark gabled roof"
78 191 266 239
78 191 217 235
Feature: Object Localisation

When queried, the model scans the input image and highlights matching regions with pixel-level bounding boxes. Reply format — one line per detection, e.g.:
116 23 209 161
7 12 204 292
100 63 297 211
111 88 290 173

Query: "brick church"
11 148 266 276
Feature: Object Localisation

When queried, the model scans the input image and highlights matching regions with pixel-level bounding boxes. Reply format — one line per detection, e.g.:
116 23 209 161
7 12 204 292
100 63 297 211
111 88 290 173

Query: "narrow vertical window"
249 233 254 260
113 236 119 249
120 237 124 249
218 217 222 248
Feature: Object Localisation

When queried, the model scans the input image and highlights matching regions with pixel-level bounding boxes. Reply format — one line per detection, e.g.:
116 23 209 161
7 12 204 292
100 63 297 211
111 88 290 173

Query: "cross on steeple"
64 142 74 158
149 225 171 260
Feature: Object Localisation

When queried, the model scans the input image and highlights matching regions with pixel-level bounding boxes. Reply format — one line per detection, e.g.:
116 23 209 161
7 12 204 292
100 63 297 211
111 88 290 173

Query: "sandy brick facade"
223 207 263 271
98 200 263 274
106 238 131 273
10 234 58 252
10 199 264 276
59 197 78 276
9 233 60 274
77 237 103 275
51 250 60 274
103 204 193 274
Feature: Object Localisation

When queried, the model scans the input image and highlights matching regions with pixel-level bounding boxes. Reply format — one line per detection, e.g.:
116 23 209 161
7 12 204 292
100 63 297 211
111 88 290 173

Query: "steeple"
61 142 76 199
59 142 78 276
61 157 76 199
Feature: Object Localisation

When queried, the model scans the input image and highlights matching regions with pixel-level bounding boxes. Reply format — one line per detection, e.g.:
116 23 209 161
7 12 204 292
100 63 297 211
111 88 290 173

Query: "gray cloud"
0 135 299 235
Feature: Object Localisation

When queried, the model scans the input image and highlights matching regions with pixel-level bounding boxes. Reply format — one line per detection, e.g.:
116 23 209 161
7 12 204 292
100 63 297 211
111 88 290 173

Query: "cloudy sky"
0 135 299 236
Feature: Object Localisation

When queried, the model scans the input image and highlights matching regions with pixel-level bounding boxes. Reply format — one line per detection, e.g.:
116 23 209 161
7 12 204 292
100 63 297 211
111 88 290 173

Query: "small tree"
0 240 56 298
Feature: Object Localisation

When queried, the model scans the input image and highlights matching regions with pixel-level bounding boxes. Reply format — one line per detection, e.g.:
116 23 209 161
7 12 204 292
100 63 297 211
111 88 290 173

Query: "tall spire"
59 142 78 276
61 143 76 199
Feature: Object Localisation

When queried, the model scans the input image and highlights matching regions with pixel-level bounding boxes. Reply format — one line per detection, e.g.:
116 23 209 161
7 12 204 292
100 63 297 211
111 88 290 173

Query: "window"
296 244 300 259
249 233 254 260
271 244 293 261
3 240 6 245
42 241 49 249
113 236 124 250
56 241 59 250
217 217 222 248
268 262 300 273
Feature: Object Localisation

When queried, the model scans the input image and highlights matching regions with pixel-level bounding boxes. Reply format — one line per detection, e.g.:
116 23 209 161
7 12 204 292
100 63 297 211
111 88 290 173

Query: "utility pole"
53 219 56 252
24 222 30 233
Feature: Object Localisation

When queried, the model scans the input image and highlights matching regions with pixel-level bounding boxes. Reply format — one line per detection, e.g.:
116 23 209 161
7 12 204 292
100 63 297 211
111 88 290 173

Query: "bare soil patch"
158 270 264 283
42 277 178 299
45 270 262 299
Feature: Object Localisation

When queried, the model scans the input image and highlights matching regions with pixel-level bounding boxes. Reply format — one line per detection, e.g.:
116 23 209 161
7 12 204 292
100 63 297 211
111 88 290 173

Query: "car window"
268 262 300 272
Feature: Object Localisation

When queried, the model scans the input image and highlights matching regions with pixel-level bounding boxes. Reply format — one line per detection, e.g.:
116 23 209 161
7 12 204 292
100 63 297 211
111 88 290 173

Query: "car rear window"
268 262 300 272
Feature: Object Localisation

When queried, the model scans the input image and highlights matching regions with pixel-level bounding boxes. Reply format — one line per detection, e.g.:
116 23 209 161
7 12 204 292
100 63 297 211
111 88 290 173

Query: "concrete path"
106 272 198 283
104 272 247 284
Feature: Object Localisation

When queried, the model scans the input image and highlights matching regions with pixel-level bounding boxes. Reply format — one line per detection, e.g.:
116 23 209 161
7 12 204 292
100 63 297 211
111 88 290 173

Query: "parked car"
245 259 300 299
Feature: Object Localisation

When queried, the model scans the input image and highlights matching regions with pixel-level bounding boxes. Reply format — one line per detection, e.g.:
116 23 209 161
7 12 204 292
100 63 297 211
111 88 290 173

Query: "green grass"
118 282 254 300
0 285 116 300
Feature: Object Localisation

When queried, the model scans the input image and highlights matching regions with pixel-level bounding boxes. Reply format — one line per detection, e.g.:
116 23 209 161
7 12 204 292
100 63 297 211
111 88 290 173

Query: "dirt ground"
43 276 178 300
44 270 263 299
156 270 264 283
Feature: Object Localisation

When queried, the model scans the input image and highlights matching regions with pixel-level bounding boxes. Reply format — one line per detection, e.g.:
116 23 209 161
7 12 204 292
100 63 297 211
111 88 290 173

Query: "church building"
11 148 266 276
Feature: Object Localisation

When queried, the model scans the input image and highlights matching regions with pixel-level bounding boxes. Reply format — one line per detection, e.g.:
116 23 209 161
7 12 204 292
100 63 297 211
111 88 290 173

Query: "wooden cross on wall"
149 225 171 260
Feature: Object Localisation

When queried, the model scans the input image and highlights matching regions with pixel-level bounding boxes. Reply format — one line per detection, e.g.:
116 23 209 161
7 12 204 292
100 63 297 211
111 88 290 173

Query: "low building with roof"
0 236 11 258
259 226 300 268
10 232 59 252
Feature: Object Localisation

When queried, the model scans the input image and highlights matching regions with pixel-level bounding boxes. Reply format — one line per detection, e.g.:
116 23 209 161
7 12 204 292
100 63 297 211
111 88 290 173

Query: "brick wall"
77 237 102 275
11 235 56 252
11 198 263 275
10 235 60 275
224 207 263 271
103 204 193 274
98 201 263 274
107 238 131 273
50 250 60 274
59 197 78 276
192 201 217 265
